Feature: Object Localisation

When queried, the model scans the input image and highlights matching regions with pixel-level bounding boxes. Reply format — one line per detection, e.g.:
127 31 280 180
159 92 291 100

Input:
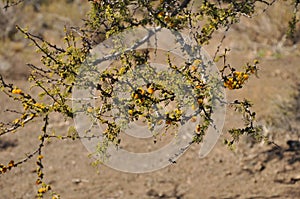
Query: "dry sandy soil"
1 1 300 199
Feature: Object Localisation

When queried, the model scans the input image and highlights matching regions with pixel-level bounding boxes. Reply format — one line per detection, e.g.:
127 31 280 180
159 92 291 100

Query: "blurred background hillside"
0 0 90 79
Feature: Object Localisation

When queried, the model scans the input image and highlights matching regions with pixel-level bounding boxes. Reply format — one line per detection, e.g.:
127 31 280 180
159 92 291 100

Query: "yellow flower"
197 98 203 105
243 74 249 80
191 65 197 72
38 187 47 193
134 93 139 99
138 88 145 95
87 107 93 113
128 109 133 115
147 87 154 94
12 88 22 94
8 160 14 168
23 104 29 111
174 109 182 116
168 22 175 28
0 166 7 173
108 134 115 140
193 59 202 66
119 67 126 75
233 71 241 76
227 77 233 83
224 78 234 89
34 103 45 109
196 125 201 132
38 155 44 160
157 12 164 18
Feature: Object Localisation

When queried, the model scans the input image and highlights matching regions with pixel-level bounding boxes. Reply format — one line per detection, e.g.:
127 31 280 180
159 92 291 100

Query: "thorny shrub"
0 0 299 198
